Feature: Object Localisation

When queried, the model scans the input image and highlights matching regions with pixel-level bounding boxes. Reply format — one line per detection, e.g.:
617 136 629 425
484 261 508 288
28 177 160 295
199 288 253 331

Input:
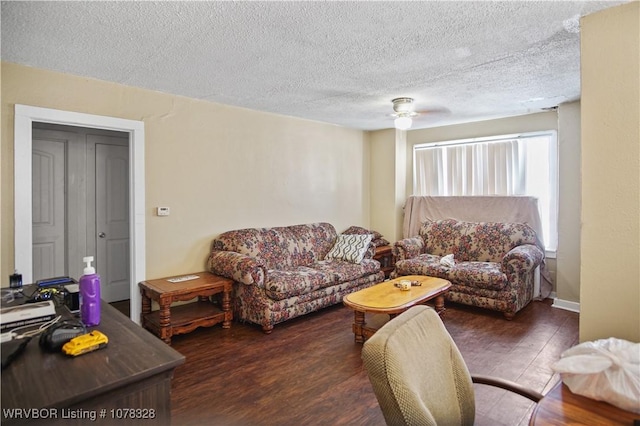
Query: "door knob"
98 232 106 238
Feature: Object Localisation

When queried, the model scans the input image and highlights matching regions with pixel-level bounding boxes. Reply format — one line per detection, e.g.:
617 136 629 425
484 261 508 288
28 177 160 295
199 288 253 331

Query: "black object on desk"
35 276 77 287
1 337 31 369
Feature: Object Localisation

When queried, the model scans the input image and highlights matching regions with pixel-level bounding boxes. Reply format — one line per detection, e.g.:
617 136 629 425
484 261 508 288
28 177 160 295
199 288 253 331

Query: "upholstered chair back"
362 305 476 426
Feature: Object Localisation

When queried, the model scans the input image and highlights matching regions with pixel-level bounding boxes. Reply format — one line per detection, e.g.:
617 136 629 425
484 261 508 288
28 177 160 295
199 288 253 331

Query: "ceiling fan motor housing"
392 97 415 114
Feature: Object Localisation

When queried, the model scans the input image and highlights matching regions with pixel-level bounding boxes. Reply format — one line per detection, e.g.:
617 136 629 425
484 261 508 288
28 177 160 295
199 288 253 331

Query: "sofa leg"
503 312 515 320
262 324 274 334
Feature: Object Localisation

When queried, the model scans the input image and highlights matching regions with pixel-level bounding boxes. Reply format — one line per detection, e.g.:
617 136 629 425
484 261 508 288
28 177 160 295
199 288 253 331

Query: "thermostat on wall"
157 207 170 216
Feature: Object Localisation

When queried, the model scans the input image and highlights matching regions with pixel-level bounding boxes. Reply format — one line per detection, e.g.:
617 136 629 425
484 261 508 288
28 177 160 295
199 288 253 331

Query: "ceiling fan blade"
414 106 451 116
385 97 450 126
387 111 419 118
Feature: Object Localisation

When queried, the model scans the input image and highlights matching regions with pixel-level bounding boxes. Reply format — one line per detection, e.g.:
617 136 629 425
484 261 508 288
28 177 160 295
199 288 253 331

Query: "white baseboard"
551 296 580 313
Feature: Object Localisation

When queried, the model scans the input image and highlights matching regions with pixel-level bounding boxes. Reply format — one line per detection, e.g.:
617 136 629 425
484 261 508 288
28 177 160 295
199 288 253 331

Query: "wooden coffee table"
139 272 233 344
343 275 451 343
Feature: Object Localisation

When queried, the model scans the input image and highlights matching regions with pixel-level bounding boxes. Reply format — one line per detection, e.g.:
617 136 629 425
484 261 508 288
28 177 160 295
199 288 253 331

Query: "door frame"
14 104 145 324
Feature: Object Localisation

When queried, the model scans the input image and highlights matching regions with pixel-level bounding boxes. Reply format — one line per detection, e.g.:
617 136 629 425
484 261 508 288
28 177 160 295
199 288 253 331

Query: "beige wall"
369 128 401 243
1 62 371 282
556 102 582 304
580 2 639 342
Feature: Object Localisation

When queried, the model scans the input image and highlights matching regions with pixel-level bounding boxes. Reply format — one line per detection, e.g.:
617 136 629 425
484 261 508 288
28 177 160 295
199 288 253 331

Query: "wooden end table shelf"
139 272 233 344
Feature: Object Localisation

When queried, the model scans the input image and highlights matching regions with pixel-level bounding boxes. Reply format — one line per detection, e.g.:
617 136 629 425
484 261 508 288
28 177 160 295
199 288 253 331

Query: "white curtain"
413 135 557 252
415 139 526 197
414 147 443 195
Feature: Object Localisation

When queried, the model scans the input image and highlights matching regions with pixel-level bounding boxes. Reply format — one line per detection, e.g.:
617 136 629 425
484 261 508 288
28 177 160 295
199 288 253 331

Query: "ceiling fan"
390 97 449 130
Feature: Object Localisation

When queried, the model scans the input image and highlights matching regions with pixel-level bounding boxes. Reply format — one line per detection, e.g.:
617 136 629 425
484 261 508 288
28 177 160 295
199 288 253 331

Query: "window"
413 131 558 253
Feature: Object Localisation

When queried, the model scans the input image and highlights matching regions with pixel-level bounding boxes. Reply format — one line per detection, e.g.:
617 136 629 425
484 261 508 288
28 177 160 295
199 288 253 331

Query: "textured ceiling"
0 1 630 130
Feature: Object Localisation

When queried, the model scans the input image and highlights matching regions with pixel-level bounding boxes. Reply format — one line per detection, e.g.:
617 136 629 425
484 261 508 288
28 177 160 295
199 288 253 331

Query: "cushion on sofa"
394 254 450 277
460 221 539 262
419 219 540 263
395 255 507 291
420 219 469 258
343 225 382 240
265 266 336 301
449 261 507 291
213 222 338 270
325 234 373 264
284 223 337 263
342 225 390 247
312 258 381 282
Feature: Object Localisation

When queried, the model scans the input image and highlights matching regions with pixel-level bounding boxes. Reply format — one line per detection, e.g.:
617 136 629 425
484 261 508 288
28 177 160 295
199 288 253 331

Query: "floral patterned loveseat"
392 219 544 319
208 222 385 333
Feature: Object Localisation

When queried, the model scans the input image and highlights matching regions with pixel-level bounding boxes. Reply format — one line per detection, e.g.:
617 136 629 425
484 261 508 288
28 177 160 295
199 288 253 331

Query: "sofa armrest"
208 251 266 287
501 244 544 279
363 243 377 260
392 237 425 261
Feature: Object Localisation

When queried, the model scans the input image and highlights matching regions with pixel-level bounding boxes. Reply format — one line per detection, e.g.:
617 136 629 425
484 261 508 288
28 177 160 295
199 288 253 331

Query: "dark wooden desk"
1 299 185 425
530 381 638 425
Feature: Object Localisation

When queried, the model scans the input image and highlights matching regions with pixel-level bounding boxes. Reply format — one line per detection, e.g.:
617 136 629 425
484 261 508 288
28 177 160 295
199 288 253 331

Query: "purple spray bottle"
79 256 101 326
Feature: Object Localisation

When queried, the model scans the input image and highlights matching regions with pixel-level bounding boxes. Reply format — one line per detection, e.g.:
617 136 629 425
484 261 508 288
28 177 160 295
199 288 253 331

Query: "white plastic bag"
552 337 640 413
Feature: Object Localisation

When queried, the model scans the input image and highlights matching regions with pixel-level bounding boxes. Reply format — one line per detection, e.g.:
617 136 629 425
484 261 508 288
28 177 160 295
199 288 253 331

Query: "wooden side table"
139 272 233 344
530 381 638 425
374 245 396 278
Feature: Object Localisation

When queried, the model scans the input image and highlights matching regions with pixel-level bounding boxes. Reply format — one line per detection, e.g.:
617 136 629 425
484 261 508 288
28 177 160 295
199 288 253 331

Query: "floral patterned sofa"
392 219 544 319
208 222 385 333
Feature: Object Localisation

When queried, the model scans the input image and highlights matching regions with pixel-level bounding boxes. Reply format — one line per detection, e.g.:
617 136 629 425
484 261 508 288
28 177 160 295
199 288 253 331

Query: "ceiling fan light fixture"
394 115 412 130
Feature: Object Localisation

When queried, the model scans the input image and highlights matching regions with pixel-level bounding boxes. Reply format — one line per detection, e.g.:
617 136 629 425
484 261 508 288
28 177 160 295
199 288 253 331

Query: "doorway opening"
14 105 145 324
32 123 131 303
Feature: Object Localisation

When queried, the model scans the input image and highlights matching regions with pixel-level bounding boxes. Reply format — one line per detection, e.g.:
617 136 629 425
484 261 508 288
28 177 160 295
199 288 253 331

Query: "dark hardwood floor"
164 299 578 426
